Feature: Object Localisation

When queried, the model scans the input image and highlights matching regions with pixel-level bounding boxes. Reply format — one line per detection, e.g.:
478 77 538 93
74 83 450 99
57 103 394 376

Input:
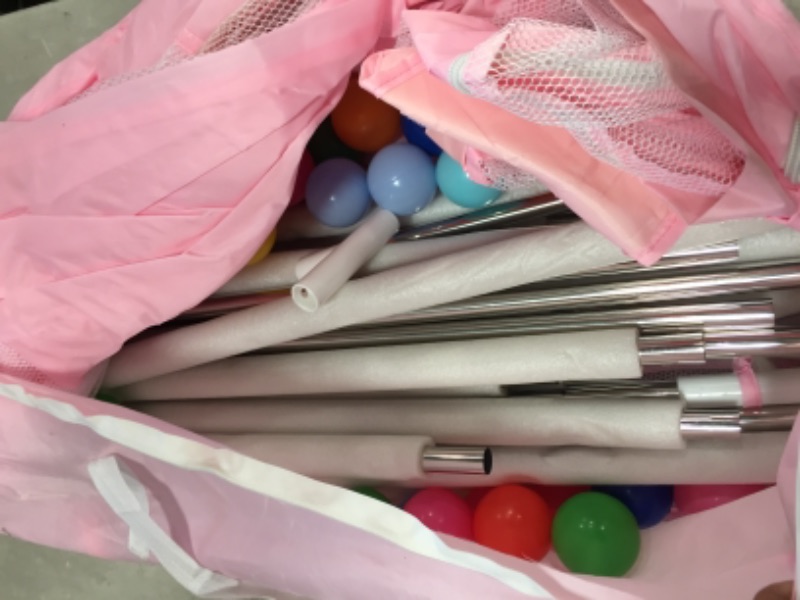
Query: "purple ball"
367 143 437 216
306 158 372 228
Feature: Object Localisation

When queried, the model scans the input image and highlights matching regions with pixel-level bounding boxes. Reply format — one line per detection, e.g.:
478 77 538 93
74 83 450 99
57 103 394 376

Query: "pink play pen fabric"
1 0 800 597
0 373 795 599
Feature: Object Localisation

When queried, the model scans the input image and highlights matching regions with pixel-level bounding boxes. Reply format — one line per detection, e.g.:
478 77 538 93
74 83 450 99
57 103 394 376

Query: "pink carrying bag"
2 0 800 597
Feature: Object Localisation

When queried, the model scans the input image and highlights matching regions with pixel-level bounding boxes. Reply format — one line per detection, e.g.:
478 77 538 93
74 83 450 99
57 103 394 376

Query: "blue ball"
435 153 502 209
592 485 674 529
367 143 437 216
401 116 442 156
305 158 372 228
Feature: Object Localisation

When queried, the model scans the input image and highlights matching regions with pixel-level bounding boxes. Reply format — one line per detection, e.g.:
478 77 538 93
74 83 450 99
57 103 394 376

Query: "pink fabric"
360 47 687 264
0 373 795 599
0 0 391 389
364 1 800 263
734 357 762 409
612 0 800 223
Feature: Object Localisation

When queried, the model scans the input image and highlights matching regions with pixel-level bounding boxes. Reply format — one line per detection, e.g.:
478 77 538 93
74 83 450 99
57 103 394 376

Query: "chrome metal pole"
421 446 492 475
394 195 566 241
377 261 800 326
267 301 774 353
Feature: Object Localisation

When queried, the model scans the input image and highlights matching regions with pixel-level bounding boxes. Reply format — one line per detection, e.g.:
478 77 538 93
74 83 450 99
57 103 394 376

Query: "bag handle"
88 456 241 598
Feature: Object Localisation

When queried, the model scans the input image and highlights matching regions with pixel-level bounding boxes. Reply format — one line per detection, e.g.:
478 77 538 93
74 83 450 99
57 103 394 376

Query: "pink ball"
674 484 769 516
289 151 315 206
404 488 473 540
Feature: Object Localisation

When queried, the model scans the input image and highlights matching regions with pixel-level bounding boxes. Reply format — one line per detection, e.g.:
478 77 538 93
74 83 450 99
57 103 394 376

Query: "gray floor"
1 1 196 597
0 536 195 600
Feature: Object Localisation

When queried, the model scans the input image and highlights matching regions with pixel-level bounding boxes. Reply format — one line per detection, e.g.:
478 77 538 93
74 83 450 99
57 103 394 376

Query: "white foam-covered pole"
291 209 399 312
138 396 683 450
738 227 800 262
105 219 778 387
208 434 433 482
407 434 786 486
120 329 642 399
215 228 528 297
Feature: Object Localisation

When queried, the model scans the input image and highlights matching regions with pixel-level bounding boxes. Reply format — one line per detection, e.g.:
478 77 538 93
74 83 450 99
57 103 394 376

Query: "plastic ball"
404 488 473 540
306 159 372 228
246 230 277 266
401 116 442 156
464 488 490 511
435 153 502 209
307 117 364 164
473 484 551 560
673 484 769 516
367 143 437 216
553 492 640 577
592 485 673 529
532 485 592 515
95 390 122 405
332 76 401 152
352 486 390 504
289 152 315 206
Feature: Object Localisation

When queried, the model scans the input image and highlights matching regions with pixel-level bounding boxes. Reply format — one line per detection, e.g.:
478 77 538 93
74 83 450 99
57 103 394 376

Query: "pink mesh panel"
448 0 745 195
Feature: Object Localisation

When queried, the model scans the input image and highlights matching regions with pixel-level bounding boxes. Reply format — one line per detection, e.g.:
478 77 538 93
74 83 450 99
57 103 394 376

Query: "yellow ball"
247 230 277 266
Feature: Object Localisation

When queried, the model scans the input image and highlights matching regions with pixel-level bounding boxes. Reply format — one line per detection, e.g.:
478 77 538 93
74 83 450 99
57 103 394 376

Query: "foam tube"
738 227 800 262
292 210 399 312
294 227 529 281
768 289 800 318
119 329 643 399
105 219 778 387
756 368 800 405
215 228 530 298
216 249 314 297
408 433 787 486
134 396 684 450
208 434 433 482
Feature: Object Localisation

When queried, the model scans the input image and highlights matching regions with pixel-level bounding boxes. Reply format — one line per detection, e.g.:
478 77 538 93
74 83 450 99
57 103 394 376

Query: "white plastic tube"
678 374 745 407
135 396 683 450
105 219 778 387
292 209 399 312
119 329 643 399
208 434 433 482
678 368 800 407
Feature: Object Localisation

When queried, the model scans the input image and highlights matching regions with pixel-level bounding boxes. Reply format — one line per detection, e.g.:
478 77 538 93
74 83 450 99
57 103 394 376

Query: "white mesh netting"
446 0 744 195
73 0 322 101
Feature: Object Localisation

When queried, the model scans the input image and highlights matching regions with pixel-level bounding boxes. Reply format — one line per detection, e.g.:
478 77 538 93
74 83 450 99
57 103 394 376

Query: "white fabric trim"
88 456 242 597
0 382 551 599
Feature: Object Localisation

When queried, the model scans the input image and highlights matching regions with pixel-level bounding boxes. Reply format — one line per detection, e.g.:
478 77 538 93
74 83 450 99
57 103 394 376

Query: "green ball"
351 486 390 504
95 389 122 405
553 492 640 577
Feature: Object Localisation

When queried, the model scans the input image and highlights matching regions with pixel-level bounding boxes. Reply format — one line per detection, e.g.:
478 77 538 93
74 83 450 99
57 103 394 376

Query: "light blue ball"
436 153 502 209
306 158 372 228
367 143 437 216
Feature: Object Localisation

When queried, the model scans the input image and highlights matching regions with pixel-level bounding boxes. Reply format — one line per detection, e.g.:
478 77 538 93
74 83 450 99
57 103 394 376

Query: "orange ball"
331 77 401 153
474 484 552 561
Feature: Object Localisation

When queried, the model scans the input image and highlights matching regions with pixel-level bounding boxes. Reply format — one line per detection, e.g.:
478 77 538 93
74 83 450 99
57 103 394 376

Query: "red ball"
404 488 473 540
474 484 552 560
464 488 490 511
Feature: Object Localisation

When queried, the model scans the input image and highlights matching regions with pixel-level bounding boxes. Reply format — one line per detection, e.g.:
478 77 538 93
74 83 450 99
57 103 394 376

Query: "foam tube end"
291 284 320 313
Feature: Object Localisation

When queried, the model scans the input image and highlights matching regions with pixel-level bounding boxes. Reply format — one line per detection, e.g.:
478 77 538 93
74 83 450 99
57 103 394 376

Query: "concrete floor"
0 1 196 597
